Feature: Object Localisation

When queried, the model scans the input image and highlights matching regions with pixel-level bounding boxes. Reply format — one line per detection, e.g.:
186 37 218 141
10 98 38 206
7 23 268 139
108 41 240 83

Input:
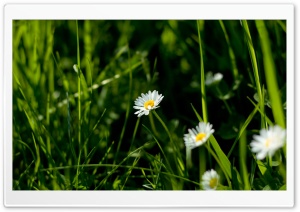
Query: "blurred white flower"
201 169 219 190
184 122 214 149
205 72 223 86
250 125 286 160
133 90 164 117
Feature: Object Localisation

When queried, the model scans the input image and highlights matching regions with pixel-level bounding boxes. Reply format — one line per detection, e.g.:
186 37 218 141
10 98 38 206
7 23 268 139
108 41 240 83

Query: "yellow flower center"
209 177 218 189
196 133 206 142
265 138 271 147
144 100 155 109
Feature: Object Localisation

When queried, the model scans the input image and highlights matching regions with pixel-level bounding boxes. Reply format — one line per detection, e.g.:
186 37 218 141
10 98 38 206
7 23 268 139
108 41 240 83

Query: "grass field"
12 20 287 190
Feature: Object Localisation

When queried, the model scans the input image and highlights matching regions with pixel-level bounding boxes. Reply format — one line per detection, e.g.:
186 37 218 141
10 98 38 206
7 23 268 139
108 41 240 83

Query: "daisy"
133 90 164 117
201 169 219 190
183 122 214 149
250 125 286 160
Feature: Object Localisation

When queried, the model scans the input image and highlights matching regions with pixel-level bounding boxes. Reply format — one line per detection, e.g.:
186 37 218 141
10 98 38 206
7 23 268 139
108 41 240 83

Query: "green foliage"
13 20 286 190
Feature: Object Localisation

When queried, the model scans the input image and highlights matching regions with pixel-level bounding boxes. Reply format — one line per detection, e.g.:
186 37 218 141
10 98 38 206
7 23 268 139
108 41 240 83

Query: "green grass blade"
241 20 264 129
255 20 286 129
239 126 251 190
197 20 208 123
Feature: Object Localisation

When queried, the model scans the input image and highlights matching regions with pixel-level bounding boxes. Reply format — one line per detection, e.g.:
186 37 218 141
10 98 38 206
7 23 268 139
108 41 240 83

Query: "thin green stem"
152 111 174 147
216 86 232 114
149 112 159 137
186 148 192 169
268 154 272 168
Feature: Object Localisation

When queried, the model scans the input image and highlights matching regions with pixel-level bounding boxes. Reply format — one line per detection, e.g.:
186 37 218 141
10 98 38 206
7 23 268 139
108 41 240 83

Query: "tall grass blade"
241 20 264 129
255 20 286 129
239 127 251 190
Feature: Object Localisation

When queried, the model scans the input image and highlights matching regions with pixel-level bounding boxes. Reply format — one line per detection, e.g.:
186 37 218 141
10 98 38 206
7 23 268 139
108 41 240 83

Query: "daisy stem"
153 110 172 142
199 148 207 182
268 154 272 168
186 148 192 169
149 112 159 137
205 143 231 187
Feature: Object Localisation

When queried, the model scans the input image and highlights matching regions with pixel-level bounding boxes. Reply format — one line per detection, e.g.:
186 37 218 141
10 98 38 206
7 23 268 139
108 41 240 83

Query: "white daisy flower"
184 122 214 149
133 90 164 117
250 125 286 160
201 169 219 190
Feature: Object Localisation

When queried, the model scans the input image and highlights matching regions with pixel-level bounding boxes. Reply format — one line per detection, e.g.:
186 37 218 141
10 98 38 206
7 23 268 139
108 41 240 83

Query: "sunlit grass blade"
255 20 286 129
241 20 264 129
239 126 251 190
247 97 274 126
196 20 208 123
